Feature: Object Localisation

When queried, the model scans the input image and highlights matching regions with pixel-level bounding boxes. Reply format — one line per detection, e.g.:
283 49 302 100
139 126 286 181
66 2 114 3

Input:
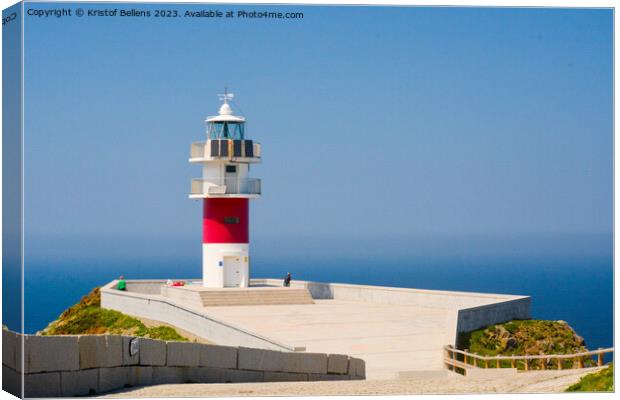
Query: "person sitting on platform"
283 272 292 287
117 276 126 291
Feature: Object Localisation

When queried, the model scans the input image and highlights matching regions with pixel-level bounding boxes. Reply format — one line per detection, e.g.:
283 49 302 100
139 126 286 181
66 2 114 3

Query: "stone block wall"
1 330 364 398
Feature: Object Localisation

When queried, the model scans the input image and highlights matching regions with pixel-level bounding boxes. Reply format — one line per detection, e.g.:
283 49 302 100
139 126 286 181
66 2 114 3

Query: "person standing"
283 272 292 287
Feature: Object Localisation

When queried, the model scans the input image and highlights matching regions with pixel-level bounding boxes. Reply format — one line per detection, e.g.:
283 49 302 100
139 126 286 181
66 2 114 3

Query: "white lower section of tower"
202 243 250 288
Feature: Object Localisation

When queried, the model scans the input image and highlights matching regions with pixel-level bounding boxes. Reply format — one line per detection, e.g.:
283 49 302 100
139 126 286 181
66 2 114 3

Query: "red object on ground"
172 281 185 287
203 198 249 243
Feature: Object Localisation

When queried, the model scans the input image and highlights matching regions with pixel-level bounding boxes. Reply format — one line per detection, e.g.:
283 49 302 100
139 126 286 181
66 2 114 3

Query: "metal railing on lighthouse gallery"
190 177 262 197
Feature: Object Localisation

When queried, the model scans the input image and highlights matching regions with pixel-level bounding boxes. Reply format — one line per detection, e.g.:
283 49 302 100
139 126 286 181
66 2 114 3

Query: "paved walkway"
104 368 604 397
204 299 450 379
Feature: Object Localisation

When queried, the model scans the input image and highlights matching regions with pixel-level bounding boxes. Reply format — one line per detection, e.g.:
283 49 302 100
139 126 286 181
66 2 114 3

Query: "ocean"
17 234 613 358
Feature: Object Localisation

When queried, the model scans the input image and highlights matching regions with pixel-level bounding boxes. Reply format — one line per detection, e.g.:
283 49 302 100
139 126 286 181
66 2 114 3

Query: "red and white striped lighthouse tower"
189 91 261 288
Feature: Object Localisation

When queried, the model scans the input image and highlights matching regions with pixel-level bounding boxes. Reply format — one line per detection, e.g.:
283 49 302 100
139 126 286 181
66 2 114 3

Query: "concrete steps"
199 288 315 307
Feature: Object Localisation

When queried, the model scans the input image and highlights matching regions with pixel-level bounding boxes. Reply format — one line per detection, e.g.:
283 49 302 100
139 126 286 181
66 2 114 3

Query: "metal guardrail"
444 345 613 373
190 177 261 196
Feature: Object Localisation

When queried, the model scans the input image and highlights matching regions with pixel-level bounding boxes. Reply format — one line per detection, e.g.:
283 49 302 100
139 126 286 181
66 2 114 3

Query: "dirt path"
103 368 602 397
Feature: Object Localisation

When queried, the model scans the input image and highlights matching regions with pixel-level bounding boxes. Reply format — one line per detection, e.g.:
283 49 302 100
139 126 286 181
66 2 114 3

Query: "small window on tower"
224 217 240 224
225 165 237 173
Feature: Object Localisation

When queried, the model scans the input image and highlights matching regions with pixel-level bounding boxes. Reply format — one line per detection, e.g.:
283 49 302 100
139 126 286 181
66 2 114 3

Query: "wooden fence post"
484 359 489 368
464 350 468 366
511 359 516 368
451 349 455 371
541 358 546 370
558 358 562 370
453 349 457 370
598 350 603 367
524 359 529 371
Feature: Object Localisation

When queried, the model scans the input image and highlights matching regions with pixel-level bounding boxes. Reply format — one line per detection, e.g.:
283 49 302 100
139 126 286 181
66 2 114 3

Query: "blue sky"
22 4 612 247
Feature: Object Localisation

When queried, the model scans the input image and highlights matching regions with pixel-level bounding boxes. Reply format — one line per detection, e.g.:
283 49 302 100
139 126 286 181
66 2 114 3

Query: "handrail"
192 177 261 183
444 345 614 361
444 344 613 373
190 177 261 196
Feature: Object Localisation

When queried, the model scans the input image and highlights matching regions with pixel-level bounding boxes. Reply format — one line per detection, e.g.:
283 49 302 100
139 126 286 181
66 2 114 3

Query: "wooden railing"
444 345 613 374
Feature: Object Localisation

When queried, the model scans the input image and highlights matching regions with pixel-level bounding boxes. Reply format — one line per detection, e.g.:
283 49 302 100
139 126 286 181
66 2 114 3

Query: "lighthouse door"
223 256 242 287
224 165 237 194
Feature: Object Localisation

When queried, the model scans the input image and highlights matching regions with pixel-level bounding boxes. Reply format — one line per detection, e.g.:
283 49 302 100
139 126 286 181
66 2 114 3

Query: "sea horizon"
15 232 612 357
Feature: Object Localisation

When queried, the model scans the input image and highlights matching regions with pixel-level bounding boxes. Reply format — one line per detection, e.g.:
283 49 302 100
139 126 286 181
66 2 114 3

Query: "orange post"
558 359 563 370
511 359 516 368
598 350 603 367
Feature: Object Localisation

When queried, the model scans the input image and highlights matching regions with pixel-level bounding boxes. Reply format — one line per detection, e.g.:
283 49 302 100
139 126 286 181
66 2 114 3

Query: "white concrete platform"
203 299 449 379
101 278 531 381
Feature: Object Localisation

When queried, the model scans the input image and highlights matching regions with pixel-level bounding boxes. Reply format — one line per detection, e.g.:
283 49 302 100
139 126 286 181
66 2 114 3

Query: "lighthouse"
189 91 261 288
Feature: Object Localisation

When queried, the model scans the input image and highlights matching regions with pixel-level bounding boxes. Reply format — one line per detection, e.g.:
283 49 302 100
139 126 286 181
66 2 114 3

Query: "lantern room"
206 103 246 140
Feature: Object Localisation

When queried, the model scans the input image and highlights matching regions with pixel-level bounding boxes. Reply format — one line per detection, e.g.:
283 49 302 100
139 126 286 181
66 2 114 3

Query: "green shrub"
461 319 590 370
40 287 188 341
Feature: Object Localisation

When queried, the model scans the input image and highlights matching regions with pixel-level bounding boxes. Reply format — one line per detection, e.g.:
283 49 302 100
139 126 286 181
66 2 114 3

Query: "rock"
575 335 585 346
496 326 509 338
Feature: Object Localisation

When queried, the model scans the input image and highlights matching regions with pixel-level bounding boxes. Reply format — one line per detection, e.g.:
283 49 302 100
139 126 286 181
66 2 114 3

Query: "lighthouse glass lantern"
189 91 261 288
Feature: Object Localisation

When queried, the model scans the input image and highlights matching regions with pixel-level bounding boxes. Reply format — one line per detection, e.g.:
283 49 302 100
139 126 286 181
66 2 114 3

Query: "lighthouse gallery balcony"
190 177 261 198
190 139 261 163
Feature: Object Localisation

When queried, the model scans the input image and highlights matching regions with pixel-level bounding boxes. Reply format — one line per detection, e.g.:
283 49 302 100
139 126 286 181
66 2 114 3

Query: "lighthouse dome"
219 102 233 115
206 89 246 123
205 101 246 123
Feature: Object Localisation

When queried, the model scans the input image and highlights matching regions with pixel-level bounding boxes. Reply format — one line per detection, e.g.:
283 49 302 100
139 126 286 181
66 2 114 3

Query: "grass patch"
566 363 614 392
141 325 187 341
40 287 188 341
